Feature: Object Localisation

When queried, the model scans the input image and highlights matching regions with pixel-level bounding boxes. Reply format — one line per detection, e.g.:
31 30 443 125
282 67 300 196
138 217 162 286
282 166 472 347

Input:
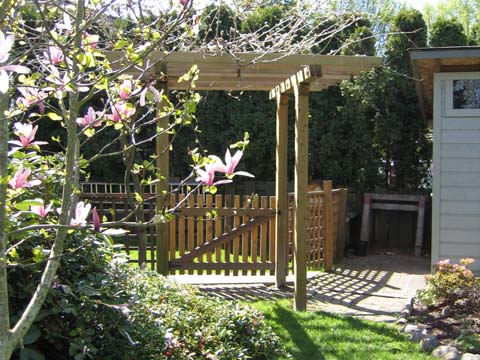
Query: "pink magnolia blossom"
0 31 30 94
46 46 64 65
82 33 99 49
195 163 232 186
56 12 73 33
31 202 52 219
139 84 162 106
76 107 103 128
210 149 254 178
92 207 101 232
9 165 41 190
16 87 47 113
108 102 135 122
118 79 133 100
70 202 91 226
9 122 48 149
46 66 89 97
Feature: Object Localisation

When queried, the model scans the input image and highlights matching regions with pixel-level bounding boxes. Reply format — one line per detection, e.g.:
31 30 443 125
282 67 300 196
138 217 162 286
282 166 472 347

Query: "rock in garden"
454 299 468 307
421 336 439 352
397 317 408 326
432 345 462 360
404 324 419 334
441 306 452 317
461 354 480 360
411 328 429 342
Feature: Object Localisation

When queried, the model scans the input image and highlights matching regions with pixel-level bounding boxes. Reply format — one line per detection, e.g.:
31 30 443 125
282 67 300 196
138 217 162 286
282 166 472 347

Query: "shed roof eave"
409 46 480 60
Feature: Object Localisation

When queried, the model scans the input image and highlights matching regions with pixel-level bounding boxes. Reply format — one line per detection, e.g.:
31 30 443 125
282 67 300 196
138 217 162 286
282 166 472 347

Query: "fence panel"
81 184 347 275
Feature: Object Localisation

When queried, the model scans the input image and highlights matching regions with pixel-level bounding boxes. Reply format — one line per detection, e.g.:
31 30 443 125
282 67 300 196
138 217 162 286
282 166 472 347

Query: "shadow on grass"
255 300 432 360
270 302 325 360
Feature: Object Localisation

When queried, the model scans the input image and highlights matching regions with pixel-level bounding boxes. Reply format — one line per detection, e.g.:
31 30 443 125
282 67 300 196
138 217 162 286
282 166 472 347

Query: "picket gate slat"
206 194 213 275
233 195 240 276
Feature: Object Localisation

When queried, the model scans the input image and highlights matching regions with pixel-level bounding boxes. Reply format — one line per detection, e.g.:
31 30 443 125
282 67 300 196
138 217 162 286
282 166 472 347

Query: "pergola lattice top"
110 51 381 92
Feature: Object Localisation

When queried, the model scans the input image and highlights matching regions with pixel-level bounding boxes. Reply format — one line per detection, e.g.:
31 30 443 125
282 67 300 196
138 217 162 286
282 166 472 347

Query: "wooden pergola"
117 51 381 311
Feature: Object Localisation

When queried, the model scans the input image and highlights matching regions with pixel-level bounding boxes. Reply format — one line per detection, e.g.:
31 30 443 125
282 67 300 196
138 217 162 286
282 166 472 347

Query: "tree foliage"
423 0 480 39
385 8 427 75
429 18 468 46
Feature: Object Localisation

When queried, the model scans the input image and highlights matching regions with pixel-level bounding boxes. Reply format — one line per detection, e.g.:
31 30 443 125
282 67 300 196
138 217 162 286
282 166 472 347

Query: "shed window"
453 79 480 109
446 76 480 117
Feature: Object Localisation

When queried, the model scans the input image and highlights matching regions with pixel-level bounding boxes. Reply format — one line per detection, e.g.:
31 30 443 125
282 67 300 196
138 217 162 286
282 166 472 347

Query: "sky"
403 0 441 10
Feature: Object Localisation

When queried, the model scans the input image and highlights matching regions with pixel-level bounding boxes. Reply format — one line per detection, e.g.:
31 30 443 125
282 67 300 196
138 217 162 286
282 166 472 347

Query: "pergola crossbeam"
269 65 322 99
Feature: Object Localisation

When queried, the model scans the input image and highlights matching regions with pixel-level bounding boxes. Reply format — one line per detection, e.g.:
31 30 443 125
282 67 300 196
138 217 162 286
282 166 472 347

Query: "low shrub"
455 334 480 354
417 258 479 307
10 234 288 359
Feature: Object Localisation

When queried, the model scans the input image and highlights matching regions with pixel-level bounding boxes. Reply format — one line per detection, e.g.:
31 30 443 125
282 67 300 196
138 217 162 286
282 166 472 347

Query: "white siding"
434 73 480 274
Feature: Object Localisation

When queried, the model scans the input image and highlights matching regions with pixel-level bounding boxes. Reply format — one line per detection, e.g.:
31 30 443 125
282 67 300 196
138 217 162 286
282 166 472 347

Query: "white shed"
410 47 480 273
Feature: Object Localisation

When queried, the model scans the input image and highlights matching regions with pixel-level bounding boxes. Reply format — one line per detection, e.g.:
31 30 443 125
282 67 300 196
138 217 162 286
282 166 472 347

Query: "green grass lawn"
251 299 435 360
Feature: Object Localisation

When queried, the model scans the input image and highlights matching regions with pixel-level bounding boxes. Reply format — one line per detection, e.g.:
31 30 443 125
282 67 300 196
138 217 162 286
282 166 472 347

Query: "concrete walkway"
171 253 431 323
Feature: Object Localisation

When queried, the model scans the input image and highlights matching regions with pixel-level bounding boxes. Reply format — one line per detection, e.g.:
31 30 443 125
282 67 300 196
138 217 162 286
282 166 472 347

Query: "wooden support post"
275 93 289 288
359 193 371 250
415 196 426 256
293 83 310 311
335 188 348 262
323 180 334 271
156 73 170 275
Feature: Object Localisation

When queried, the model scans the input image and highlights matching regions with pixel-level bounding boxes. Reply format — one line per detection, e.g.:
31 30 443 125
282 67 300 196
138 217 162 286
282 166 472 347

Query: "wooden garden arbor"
117 51 381 311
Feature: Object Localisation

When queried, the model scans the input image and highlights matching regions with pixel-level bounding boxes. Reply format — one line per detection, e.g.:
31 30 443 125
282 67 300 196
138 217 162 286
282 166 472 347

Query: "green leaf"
19 348 45 360
47 112 63 121
151 213 174 224
84 128 95 138
23 325 41 345
8 248 18 259
114 39 130 50
15 199 44 211
206 185 217 194
74 352 85 360
32 246 45 263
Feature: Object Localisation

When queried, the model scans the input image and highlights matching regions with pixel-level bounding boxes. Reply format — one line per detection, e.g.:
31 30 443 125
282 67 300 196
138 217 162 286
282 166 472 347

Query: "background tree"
385 8 427 75
198 4 239 44
423 0 480 39
429 18 468 46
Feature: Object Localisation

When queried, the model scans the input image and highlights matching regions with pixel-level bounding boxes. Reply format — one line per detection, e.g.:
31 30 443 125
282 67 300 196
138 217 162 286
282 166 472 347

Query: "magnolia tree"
0 0 364 357
0 1 257 357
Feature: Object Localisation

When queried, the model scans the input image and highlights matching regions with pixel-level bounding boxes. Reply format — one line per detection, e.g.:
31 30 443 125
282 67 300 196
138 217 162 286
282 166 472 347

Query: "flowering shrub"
417 258 479 306
9 236 288 359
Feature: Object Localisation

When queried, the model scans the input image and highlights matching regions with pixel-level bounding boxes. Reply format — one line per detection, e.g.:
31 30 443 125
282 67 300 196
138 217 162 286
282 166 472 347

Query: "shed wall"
433 73 480 273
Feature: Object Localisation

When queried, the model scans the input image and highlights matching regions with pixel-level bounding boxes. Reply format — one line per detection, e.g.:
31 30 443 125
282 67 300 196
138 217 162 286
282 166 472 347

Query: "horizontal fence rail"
82 184 348 275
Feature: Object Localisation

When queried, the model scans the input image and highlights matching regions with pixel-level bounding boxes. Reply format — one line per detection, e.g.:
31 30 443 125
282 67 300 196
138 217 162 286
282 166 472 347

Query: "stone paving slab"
171 253 431 323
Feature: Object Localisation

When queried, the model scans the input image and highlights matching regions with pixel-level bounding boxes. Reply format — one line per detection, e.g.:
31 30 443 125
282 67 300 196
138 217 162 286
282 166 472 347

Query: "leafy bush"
10 235 288 359
417 258 479 307
455 334 480 354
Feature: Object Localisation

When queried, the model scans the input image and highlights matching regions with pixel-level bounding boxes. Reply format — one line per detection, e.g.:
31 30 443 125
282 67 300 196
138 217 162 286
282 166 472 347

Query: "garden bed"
410 301 480 354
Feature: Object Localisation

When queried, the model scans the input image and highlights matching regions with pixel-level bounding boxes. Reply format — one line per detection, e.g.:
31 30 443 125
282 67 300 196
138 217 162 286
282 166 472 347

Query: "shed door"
432 72 480 273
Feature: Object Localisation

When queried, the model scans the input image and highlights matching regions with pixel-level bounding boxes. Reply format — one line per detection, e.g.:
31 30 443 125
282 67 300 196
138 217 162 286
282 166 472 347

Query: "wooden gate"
82 184 348 275
168 194 276 275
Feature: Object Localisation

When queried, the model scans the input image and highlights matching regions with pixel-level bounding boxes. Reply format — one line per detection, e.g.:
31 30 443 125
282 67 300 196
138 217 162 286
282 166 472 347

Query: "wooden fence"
82 186 348 275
